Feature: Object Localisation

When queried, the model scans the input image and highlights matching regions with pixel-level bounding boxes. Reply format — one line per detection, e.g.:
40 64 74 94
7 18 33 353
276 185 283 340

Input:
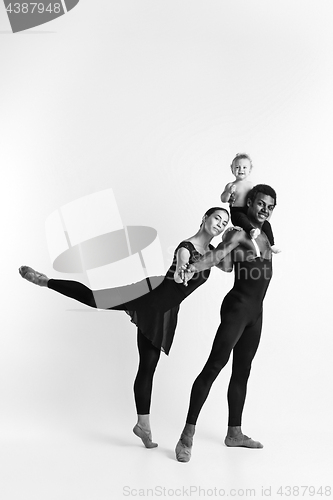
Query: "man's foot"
19 266 49 287
133 424 158 448
250 228 260 239
271 245 281 254
175 434 193 463
225 434 263 449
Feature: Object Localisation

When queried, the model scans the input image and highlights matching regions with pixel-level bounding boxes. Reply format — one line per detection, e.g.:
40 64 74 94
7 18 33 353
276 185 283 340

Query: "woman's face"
204 210 229 236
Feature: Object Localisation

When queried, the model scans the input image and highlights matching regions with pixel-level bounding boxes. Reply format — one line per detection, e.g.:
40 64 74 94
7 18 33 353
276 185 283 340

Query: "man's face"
247 193 275 225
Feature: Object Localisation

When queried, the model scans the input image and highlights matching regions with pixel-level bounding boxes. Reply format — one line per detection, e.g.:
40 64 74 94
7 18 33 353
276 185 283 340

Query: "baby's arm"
220 182 236 203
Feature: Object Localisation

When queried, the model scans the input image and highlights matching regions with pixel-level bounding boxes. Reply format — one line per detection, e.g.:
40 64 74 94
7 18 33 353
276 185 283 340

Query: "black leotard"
186 255 272 426
48 241 213 355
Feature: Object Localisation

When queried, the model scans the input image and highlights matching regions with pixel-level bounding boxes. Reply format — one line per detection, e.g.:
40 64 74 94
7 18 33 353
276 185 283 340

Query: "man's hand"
222 226 242 241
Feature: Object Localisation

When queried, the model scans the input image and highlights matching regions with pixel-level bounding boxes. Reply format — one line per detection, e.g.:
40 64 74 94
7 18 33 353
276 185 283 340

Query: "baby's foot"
271 245 282 254
133 424 158 448
250 228 260 239
19 266 49 287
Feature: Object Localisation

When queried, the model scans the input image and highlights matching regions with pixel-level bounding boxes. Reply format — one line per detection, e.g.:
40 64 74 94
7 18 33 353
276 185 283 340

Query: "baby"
221 153 281 253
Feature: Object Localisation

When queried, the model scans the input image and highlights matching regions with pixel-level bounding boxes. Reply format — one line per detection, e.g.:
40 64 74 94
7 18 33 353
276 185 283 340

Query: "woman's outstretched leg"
133 329 160 448
19 265 160 309
19 266 97 308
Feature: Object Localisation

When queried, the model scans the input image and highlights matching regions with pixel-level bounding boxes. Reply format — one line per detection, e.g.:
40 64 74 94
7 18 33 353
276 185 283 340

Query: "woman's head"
201 207 229 236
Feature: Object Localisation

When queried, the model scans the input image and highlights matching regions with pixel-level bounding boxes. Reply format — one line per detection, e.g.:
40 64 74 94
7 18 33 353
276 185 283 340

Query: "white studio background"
1 1 332 499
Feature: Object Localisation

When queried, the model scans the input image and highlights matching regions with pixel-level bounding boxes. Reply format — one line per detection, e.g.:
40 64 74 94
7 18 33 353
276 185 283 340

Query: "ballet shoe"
19 266 48 286
175 438 192 462
224 434 263 449
133 424 158 448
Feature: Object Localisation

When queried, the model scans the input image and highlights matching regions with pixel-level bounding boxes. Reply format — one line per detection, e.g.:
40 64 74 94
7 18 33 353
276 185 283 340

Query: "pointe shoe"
175 438 192 462
224 434 263 449
133 424 158 448
19 266 48 286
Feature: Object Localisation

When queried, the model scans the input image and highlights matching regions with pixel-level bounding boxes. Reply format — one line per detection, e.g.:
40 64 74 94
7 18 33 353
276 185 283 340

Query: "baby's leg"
230 208 258 238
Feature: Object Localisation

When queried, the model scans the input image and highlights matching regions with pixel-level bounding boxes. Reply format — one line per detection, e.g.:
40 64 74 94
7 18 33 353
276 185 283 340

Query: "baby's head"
230 153 253 180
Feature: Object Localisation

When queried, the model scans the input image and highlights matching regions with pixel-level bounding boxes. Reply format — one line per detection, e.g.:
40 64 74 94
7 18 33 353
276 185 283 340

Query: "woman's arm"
173 247 191 283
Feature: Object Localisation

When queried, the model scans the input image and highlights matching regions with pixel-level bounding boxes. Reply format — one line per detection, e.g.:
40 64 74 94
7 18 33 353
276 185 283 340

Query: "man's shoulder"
222 228 247 244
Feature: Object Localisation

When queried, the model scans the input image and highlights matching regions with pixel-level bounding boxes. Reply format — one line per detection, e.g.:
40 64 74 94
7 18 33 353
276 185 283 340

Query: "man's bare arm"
188 229 244 273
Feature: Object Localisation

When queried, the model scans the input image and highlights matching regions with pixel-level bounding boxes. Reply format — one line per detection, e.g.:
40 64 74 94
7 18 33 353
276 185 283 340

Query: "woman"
19 207 238 448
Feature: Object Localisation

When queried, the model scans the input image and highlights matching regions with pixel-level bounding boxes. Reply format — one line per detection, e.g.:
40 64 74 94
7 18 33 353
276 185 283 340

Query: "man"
175 184 276 462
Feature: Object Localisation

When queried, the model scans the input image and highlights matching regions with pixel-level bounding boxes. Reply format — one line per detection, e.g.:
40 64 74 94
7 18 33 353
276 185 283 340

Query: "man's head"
246 184 277 226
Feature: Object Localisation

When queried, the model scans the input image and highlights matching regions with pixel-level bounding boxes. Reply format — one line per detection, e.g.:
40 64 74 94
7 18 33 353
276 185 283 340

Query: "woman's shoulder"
176 240 196 253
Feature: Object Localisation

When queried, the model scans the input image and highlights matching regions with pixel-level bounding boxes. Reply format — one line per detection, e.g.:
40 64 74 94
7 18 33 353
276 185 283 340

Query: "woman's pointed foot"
19 266 49 287
175 436 193 462
133 424 158 448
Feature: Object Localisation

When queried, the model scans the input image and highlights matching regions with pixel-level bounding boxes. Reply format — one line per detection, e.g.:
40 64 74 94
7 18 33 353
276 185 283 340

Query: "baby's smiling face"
231 158 252 180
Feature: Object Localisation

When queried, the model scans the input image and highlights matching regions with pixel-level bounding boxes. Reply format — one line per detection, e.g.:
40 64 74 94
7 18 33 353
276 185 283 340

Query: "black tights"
186 310 262 426
134 330 161 414
47 279 161 415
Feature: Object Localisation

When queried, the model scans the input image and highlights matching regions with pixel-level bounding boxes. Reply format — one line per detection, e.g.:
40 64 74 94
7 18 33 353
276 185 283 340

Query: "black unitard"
230 206 275 246
47 241 212 414
186 255 272 426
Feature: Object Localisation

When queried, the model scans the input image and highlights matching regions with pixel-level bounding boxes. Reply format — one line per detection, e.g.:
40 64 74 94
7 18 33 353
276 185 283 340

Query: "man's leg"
176 308 247 462
225 313 263 448
186 314 247 425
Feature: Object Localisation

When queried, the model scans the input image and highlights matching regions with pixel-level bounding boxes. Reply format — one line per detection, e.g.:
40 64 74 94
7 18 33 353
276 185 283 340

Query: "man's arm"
188 229 244 273
215 250 233 272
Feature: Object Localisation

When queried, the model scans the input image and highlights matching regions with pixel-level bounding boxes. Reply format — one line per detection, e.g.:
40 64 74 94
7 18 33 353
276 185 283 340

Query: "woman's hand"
177 263 195 286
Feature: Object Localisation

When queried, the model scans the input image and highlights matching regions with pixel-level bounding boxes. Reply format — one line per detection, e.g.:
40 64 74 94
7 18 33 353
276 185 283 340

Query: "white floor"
1 423 331 500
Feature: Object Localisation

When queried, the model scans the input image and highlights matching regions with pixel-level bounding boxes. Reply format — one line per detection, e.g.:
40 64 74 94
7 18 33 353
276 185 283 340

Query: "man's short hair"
247 184 277 206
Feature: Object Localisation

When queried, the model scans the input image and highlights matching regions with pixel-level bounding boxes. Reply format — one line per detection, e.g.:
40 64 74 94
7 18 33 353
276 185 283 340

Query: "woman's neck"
187 230 212 253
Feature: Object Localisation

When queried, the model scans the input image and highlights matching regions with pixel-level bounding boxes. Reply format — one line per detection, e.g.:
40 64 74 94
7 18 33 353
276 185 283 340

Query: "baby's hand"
229 192 236 205
229 184 237 194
